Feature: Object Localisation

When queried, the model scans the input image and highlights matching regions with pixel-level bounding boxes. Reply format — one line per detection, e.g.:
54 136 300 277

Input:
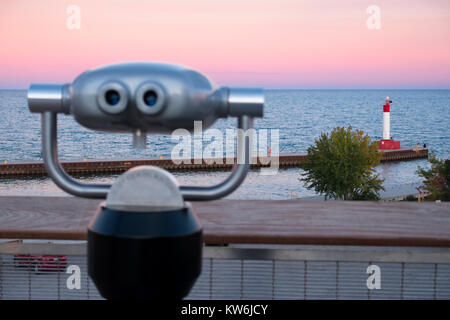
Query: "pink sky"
0 0 449 89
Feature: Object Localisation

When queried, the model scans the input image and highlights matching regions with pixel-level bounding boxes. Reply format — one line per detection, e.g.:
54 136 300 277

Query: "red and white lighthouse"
379 97 401 150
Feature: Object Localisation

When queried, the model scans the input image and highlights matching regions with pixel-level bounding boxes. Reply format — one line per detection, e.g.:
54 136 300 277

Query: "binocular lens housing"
97 81 129 114
28 62 264 134
105 90 120 106
144 90 157 107
135 82 166 115
88 205 202 299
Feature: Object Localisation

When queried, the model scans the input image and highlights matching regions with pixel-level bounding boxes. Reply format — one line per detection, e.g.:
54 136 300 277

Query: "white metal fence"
1 241 449 300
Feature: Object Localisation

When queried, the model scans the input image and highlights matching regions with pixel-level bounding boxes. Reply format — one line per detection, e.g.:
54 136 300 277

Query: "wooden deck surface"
0 196 449 247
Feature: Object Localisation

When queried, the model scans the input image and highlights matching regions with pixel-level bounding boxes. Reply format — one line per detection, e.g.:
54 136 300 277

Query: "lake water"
0 89 449 199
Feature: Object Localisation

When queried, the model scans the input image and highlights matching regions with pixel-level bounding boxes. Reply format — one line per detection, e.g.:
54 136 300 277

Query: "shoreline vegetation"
416 154 450 202
300 126 384 200
298 126 448 202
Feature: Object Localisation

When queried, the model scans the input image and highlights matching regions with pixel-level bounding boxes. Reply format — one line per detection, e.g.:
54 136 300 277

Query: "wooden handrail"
0 195 448 247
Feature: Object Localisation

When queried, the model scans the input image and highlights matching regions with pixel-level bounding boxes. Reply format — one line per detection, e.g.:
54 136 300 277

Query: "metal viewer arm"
42 112 110 198
180 116 252 201
42 112 253 201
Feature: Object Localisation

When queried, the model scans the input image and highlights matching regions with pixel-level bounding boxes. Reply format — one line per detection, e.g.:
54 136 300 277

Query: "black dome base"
87 205 203 300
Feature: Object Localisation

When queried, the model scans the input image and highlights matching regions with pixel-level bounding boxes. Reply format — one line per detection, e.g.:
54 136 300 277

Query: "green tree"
417 154 450 201
300 126 384 200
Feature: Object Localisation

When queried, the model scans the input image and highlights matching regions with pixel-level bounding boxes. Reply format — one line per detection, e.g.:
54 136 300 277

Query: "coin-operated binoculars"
28 62 264 299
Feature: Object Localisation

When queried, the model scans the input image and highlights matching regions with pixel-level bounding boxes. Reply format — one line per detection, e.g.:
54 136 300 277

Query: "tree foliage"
300 126 384 200
417 154 450 201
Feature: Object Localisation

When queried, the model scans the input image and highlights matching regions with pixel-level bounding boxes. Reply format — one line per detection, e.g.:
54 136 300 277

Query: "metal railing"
0 240 449 300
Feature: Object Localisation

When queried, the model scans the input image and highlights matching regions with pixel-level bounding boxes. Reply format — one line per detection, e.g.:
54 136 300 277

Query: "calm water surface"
0 89 448 199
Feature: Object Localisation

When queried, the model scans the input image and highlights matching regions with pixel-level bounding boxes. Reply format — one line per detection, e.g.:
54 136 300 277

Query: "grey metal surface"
41 112 110 198
41 111 253 200
69 63 226 133
28 83 71 114
2 241 450 264
204 245 450 264
31 62 264 200
179 116 252 201
0 241 449 300
227 88 264 117
105 166 184 212
132 129 147 149
29 63 264 133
